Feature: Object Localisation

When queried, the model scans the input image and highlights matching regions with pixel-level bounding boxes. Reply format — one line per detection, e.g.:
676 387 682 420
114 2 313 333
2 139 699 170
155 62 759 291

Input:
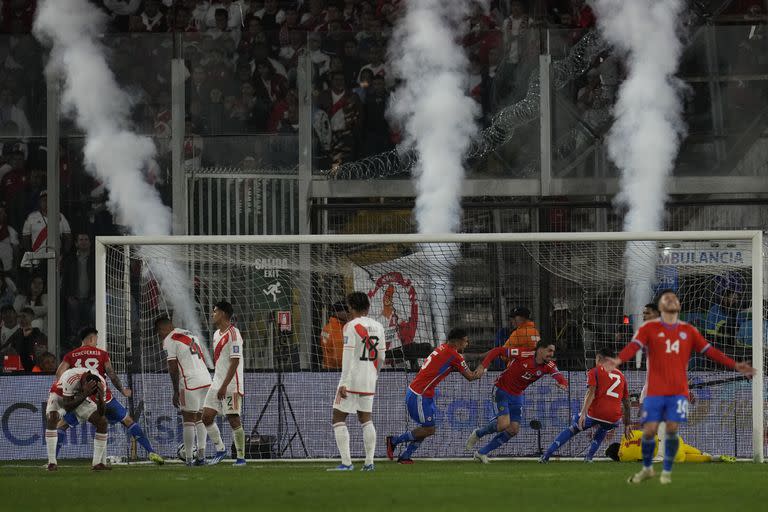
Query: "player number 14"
665 339 680 354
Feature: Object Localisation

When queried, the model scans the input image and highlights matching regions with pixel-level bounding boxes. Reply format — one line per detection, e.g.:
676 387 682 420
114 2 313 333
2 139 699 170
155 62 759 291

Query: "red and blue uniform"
618 319 735 423
61 346 128 426
406 344 472 426
481 347 568 423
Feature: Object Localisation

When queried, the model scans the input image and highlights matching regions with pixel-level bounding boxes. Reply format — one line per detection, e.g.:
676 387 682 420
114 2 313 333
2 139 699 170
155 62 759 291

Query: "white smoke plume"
388 0 484 234
389 1 484 341
591 0 688 325
34 0 204 351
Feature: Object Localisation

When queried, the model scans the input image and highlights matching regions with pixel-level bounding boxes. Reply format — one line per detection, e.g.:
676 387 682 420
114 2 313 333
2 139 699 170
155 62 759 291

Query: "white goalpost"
94 231 764 463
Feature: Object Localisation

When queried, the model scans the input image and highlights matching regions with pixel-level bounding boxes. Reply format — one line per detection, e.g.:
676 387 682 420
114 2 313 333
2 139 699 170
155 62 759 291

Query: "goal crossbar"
94 230 764 462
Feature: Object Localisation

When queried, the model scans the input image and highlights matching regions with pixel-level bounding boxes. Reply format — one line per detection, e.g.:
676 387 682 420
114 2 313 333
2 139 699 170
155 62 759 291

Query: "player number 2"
665 339 680 354
606 373 622 398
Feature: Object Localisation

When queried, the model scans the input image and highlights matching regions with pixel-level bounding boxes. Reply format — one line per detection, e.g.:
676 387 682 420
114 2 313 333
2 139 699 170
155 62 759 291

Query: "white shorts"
179 387 210 413
333 391 374 414
45 393 97 422
203 387 243 415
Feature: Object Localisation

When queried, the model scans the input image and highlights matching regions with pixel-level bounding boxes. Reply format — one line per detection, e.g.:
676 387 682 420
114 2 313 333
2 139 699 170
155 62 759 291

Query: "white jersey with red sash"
212 324 244 395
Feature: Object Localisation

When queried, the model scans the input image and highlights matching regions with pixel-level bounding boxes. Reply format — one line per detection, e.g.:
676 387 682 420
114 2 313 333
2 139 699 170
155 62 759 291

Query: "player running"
54 327 164 465
467 339 568 463
202 301 246 466
386 328 484 464
539 347 631 463
604 289 755 484
328 292 385 472
156 316 212 466
45 368 109 471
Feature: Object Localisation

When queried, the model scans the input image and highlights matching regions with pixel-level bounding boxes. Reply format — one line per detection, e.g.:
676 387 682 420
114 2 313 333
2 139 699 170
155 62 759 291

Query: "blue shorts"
642 395 689 424
492 387 524 423
63 399 128 427
570 413 617 432
405 388 436 427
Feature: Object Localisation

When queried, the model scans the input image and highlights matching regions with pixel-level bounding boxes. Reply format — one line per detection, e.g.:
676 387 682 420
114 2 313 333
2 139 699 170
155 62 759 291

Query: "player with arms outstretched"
156 316 212 466
202 301 246 466
604 289 755 484
54 327 163 464
386 328 484 464
45 368 109 471
466 339 568 463
540 347 631 462
328 292 386 471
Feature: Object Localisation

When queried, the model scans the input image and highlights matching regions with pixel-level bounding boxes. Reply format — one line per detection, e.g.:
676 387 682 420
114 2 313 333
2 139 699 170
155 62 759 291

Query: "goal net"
90 232 763 462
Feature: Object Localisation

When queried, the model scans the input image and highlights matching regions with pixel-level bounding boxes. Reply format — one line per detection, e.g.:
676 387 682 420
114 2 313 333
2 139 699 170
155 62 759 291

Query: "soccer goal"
94 231 764 462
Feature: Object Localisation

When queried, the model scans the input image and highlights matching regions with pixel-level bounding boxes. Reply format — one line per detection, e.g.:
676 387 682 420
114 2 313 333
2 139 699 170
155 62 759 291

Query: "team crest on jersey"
536 370 542 376
680 332 687 340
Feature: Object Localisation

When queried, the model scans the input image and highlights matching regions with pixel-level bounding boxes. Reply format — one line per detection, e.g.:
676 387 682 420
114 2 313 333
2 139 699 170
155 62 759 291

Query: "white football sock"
361 421 376 466
45 429 57 465
333 422 351 466
93 433 108 467
233 426 245 460
206 422 226 451
657 422 667 458
195 421 207 459
183 422 196 463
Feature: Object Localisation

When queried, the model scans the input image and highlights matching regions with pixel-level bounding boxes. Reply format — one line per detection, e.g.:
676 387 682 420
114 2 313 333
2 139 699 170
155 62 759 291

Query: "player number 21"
665 339 680 354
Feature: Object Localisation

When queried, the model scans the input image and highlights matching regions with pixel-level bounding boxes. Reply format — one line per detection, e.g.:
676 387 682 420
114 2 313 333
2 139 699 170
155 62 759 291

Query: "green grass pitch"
2 460 766 511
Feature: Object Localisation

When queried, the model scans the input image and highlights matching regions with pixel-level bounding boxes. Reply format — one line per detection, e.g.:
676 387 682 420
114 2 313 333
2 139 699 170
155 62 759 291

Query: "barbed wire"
323 30 608 180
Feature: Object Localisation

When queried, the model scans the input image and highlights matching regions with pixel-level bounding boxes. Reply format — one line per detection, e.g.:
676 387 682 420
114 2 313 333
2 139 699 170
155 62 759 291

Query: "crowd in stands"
0 0 765 372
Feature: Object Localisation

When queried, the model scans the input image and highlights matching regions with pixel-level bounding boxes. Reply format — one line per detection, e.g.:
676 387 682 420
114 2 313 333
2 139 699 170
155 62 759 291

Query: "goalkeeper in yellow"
605 431 735 463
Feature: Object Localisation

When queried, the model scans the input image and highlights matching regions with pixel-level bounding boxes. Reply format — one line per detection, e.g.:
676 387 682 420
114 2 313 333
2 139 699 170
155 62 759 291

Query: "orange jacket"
321 317 345 369
503 320 541 357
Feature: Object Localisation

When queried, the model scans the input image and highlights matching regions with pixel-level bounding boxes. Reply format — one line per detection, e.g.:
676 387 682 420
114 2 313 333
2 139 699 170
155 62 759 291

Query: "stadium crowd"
0 0 765 372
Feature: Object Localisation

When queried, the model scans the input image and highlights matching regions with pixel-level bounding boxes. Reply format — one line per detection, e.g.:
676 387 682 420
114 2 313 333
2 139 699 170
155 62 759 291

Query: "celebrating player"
466 339 568 463
156 316 212 466
603 289 755 484
54 327 164 465
328 292 385 471
201 301 246 466
386 328 484 464
539 347 631 463
45 368 109 471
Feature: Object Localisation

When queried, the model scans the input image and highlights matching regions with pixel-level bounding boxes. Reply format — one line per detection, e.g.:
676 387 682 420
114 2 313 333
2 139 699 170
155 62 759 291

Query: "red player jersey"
63 346 111 378
618 319 736 397
586 365 628 424
481 347 568 395
408 344 472 398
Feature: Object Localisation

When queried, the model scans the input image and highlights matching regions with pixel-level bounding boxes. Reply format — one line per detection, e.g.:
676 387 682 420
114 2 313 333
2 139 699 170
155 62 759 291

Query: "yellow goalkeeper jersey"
618 430 708 462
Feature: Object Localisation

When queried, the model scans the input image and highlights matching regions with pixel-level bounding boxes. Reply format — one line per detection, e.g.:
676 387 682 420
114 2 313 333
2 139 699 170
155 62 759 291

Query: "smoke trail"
591 0 688 324
388 0 484 234
34 0 204 350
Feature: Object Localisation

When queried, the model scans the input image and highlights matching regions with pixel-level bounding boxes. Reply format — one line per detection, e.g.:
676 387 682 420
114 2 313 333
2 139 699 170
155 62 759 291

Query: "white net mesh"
99 235 762 460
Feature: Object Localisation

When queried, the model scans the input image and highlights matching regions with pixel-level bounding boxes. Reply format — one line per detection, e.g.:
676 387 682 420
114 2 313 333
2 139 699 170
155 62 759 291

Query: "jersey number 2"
606 373 622 398
359 336 380 361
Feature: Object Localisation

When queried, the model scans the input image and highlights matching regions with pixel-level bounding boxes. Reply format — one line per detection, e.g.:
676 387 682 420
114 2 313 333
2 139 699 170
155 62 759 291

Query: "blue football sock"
641 435 656 469
127 423 154 454
392 431 415 447
478 431 512 455
663 433 680 472
476 419 498 438
543 426 578 460
56 429 66 457
586 427 610 460
400 441 421 460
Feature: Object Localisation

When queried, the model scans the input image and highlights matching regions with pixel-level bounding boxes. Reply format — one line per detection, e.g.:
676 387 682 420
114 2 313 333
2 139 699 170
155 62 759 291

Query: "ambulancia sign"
658 245 751 267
